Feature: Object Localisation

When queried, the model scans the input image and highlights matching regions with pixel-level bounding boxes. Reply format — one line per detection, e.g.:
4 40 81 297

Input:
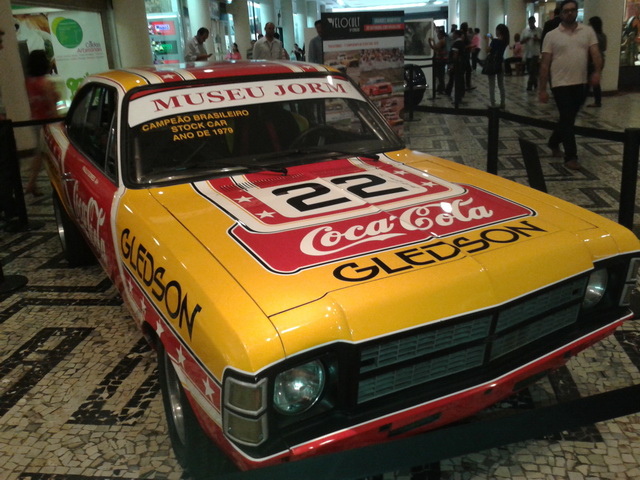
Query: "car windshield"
126 76 403 186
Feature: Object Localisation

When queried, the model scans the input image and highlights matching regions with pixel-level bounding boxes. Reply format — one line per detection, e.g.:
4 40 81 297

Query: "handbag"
482 52 499 75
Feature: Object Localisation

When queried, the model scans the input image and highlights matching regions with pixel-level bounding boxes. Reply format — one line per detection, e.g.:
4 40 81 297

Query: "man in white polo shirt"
538 0 602 170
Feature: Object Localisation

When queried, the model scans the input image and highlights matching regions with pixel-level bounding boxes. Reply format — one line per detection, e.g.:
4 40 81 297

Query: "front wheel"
52 192 95 267
156 340 235 479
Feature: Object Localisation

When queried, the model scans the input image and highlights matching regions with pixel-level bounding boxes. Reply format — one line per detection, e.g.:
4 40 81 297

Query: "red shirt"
26 76 59 120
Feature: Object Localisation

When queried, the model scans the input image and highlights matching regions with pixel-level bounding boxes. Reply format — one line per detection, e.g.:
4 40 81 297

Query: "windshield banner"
128 77 361 127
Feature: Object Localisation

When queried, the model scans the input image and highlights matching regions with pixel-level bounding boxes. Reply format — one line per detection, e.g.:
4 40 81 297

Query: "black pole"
0 120 29 292
486 106 500 175
0 120 29 230
618 128 640 230
432 54 437 101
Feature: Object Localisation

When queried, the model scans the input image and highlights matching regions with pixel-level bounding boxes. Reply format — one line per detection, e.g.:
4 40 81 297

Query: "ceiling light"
332 3 427 12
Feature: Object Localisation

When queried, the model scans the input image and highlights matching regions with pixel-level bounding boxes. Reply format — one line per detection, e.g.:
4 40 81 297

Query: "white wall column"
293 3 306 53
111 0 152 68
506 0 527 40
583 0 624 92
0 0 31 148
475 0 489 39
259 0 277 35
449 0 459 30
459 0 476 28
227 1 251 60
487 0 505 33
279 0 295 59
306 0 319 28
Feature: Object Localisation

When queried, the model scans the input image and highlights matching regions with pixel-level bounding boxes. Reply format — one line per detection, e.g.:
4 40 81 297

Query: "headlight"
583 268 608 308
273 360 325 415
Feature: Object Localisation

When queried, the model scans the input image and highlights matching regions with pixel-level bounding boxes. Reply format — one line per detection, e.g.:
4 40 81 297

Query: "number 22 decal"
272 174 410 213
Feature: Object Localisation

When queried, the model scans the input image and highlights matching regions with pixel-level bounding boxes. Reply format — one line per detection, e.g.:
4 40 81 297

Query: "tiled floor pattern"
1 72 640 480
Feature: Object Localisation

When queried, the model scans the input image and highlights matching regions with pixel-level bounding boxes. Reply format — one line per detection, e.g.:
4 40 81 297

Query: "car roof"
88 60 340 93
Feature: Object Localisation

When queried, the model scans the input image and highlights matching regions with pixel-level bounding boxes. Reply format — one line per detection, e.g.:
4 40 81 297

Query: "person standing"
445 29 466 106
470 28 482 70
538 0 602 170
225 43 242 60
542 7 562 45
521 16 543 91
484 25 509 110
504 33 523 76
185 27 212 62
429 29 448 94
253 22 286 60
307 20 323 63
587 16 607 108
24 50 60 196
459 23 474 90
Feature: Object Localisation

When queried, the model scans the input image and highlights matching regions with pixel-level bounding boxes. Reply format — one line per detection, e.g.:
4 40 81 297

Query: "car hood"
149 151 635 321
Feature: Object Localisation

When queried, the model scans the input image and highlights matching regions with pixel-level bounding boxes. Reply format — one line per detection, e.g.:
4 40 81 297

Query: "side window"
66 84 117 180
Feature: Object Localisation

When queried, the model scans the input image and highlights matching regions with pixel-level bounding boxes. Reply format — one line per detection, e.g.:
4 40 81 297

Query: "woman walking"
484 24 510 109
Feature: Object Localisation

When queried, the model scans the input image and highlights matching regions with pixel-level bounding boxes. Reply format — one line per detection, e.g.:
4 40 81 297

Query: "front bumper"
215 311 629 470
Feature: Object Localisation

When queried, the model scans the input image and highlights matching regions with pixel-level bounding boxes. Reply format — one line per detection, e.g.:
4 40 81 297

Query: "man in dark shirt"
542 7 562 45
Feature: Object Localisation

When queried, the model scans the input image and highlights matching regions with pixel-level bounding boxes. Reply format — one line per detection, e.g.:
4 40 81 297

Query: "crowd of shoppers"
434 0 605 167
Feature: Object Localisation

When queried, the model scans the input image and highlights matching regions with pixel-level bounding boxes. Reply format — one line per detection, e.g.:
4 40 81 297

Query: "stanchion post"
432 55 437 100
618 128 640 230
486 107 500 175
407 66 415 122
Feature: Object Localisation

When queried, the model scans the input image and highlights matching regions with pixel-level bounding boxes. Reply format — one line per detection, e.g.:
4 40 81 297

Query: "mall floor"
1 69 640 480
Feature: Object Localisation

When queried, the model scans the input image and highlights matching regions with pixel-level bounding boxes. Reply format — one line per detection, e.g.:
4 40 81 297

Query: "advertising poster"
622 1 640 66
321 11 405 136
405 20 433 58
48 11 109 103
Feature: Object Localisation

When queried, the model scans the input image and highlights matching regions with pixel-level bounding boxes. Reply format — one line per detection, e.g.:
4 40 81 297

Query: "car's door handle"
62 172 75 182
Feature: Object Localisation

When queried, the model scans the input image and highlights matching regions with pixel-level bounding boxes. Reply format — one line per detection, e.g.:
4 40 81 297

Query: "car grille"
357 275 588 404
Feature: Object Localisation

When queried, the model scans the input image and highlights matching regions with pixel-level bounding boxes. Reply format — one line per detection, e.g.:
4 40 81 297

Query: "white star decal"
203 378 216 400
256 210 275 219
176 347 186 366
155 319 165 338
127 279 134 295
422 181 436 187
235 196 252 203
160 73 175 79
393 169 408 176
139 297 147 316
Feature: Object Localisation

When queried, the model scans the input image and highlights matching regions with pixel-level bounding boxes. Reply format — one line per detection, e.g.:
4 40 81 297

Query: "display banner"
47 11 109 102
622 1 640 66
321 11 405 136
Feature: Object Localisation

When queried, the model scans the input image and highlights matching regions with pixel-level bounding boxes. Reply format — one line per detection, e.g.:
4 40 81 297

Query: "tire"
156 340 236 479
52 192 95 266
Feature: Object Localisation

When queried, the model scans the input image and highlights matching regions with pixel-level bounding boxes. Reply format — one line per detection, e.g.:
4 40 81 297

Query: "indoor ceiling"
319 0 448 16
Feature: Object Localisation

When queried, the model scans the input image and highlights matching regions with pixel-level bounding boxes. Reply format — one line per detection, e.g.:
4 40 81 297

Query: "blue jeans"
549 84 587 160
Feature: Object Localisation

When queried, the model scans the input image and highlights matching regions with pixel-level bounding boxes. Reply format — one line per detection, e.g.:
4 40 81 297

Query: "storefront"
11 2 111 111
621 0 640 88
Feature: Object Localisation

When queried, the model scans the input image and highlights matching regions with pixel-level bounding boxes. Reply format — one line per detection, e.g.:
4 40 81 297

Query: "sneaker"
587 103 602 108
564 159 580 170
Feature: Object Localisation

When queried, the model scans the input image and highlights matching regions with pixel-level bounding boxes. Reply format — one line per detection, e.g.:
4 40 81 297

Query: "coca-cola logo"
230 189 532 274
199 158 535 274
300 198 494 256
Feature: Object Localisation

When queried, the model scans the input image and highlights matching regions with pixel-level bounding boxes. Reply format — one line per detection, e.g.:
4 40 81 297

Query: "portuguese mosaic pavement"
1 72 640 479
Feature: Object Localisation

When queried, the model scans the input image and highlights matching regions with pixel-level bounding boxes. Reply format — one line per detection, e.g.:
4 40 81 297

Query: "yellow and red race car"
44 61 640 476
